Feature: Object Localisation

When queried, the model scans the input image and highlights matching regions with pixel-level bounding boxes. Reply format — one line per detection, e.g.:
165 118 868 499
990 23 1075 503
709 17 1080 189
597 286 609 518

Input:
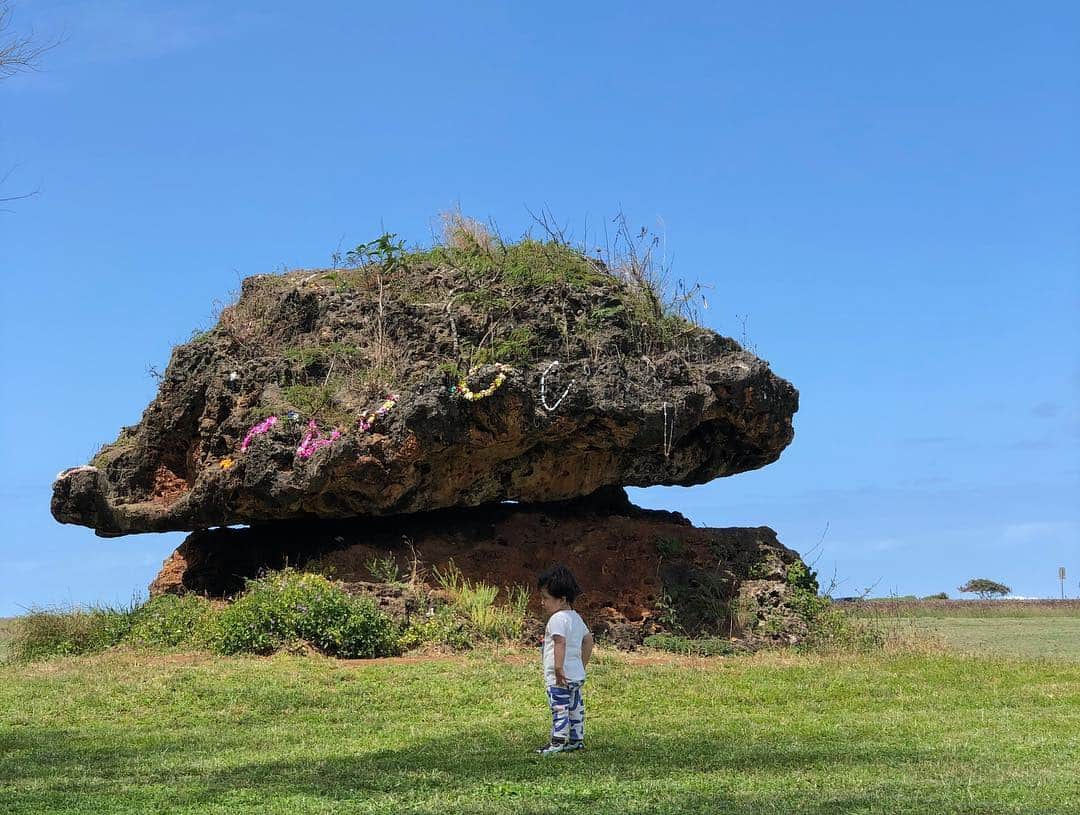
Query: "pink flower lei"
240 416 278 452
297 420 342 460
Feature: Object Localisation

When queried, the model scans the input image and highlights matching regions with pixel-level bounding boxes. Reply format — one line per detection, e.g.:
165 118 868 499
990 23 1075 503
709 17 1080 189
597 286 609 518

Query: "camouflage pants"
546 680 585 743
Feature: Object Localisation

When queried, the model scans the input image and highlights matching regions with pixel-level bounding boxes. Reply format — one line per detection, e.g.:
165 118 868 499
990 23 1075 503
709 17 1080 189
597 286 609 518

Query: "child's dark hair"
537 565 582 604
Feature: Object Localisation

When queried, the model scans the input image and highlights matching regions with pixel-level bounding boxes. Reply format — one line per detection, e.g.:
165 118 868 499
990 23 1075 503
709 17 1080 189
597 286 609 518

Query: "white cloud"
1001 521 1077 546
867 537 907 553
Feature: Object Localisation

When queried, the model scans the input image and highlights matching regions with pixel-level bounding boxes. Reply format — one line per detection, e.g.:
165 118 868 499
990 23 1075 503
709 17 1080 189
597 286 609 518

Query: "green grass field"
915 617 1080 660
3 608 1079 814
2 647 1078 815
842 600 1080 660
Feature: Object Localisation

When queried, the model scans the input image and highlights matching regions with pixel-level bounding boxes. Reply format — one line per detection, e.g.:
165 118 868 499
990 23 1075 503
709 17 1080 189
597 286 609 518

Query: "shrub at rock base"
213 569 399 658
127 594 217 650
797 604 887 654
399 604 472 651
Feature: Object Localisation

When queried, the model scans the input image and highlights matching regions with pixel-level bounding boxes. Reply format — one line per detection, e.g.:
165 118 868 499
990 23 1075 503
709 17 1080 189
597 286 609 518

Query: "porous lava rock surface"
52 248 798 536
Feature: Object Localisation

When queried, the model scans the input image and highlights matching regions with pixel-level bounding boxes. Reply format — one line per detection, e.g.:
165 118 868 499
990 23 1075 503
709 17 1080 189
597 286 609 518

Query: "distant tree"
958 579 1011 600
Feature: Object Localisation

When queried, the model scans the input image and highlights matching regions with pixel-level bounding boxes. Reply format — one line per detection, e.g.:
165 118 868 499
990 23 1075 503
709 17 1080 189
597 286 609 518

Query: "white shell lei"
662 401 678 458
540 361 574 412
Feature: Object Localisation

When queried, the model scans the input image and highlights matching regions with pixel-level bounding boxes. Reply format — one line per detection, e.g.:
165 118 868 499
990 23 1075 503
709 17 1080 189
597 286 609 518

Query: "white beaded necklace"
540 361 575 412
662 400 678 458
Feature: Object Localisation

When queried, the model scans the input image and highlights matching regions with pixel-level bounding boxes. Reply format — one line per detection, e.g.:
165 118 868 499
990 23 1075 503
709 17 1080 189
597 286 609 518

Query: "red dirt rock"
150 488 808 646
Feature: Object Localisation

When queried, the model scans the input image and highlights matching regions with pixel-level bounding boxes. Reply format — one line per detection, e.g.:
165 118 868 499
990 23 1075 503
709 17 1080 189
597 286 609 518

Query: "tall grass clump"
796 604 889 654
399 562 529 650
398 604 473 651
213 569 399 658
6 602 138 662
809 605 945 655
435 562 530 642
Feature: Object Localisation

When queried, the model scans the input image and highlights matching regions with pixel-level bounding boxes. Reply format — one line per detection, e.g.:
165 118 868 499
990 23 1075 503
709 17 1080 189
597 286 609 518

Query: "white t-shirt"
543 609 590 686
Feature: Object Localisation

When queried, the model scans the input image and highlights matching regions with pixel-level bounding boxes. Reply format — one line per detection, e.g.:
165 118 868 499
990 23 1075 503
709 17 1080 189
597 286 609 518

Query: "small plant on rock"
655 536 684 558
365 555 401 584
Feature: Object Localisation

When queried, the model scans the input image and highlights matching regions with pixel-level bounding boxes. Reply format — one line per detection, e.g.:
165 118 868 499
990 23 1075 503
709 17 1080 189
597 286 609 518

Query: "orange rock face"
149 488 809 646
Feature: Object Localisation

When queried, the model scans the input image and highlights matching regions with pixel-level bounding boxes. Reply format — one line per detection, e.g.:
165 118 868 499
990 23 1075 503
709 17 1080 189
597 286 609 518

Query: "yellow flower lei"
458 364 509 402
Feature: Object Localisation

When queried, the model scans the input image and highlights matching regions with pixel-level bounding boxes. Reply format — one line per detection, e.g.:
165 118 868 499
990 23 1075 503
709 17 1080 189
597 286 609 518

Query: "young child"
535 564 594 755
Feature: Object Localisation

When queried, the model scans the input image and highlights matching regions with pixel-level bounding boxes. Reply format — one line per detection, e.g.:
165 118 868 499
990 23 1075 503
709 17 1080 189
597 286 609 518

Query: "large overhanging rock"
52 239 798 536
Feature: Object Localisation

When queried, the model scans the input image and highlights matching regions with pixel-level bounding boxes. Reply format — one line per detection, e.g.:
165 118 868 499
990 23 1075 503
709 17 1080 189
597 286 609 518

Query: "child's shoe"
534 739 569 755
565 740 585 751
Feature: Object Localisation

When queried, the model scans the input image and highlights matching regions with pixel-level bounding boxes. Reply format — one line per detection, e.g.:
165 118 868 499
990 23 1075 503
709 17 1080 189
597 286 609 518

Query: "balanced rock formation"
52 226 806 644
53 237 797 536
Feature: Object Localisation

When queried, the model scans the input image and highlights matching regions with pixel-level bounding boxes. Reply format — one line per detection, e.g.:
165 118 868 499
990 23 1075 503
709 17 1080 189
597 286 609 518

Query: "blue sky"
1 1 1077 615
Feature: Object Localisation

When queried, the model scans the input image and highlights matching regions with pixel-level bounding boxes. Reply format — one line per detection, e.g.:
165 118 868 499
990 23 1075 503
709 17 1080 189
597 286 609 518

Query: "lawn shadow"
2 723 955 814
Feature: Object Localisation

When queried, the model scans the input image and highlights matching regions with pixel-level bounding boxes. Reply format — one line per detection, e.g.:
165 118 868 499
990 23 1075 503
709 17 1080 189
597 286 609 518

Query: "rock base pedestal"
151 488 814 647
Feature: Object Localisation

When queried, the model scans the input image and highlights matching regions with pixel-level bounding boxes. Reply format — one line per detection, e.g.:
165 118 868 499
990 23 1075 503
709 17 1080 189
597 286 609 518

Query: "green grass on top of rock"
88 211 716 458
283 343 364 370
404 235 611 292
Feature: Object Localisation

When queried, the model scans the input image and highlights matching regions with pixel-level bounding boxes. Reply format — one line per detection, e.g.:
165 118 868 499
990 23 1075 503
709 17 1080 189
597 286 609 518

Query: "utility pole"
1059 567 1066 600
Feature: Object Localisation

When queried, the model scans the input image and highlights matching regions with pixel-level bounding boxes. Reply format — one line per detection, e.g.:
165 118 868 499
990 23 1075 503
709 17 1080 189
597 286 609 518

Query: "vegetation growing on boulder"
202 211 711 428
55 209 795 534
